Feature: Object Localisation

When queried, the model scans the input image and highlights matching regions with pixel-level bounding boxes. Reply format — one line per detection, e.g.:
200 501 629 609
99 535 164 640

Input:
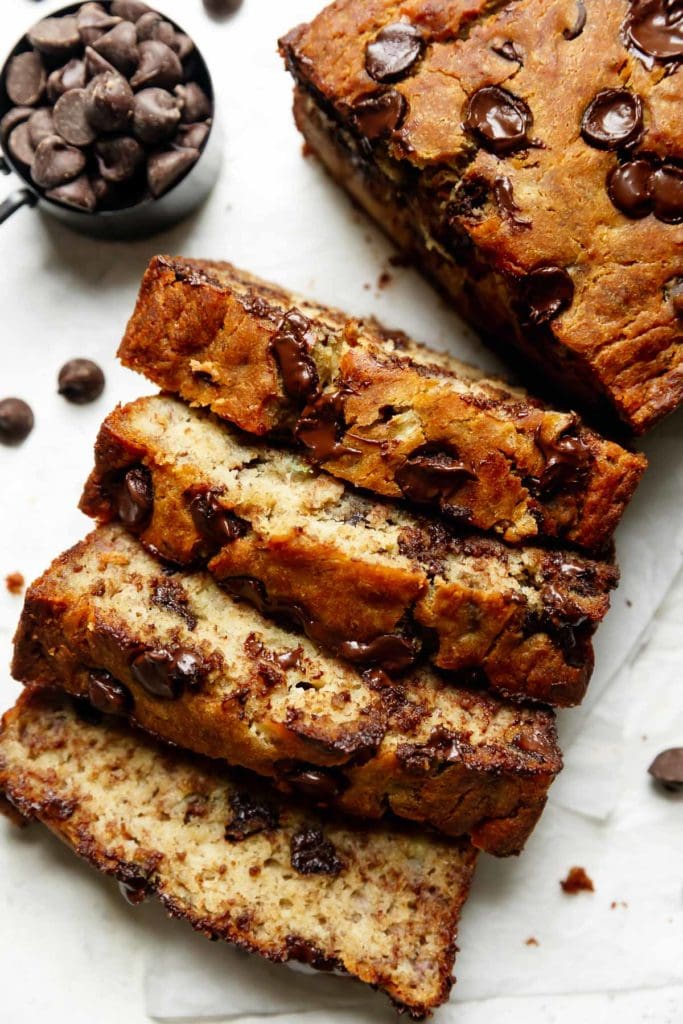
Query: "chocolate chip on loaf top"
0 688 477 1018
280 0 683 433
119 256 646 553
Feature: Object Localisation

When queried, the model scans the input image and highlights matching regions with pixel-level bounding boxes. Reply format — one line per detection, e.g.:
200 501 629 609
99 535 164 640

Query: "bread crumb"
377 271 392 290
525 936 539 946
610 900 628 909
5 572 24 595
560 866 594 894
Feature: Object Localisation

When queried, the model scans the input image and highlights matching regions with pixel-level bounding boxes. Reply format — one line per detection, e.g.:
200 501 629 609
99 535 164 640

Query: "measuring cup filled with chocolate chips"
0 1 221 238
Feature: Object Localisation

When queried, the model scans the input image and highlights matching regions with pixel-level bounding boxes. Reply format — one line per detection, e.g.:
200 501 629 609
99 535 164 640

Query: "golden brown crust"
0 688 477 1017
79 395 619 706
11 525 562 856
118 255 646 552
280 0 683 434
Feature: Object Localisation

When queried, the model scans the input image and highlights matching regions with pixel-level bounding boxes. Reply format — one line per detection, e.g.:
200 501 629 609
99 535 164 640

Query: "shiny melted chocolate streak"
528 419 591 497
115 465 154 530
130 647 206 699
563 0 587 40
624 0 683 64
87 669 132 716
222 575 418 674
270 309 320 401
492 40 523 62
365 22 425 83
295 391 361 462
521 266 575 326
581 89 643 150
395 446 476 503
188 489 250 548
494 176 532 227
352 88 407 139
464 85 532 155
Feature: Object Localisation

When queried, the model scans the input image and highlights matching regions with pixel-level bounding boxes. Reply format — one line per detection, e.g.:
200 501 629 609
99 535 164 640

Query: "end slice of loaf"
118 255 646 553
11 525 562 856
0 688 476 1017
81 394 618 706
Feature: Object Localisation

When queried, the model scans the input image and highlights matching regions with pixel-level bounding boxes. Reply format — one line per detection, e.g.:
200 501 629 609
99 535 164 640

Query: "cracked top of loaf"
281 0 683 432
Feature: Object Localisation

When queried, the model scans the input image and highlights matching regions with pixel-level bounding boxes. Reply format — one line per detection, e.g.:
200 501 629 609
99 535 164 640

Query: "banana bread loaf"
81 394 618 706
0 688 476 1018
12 525 562 856
280 0 683 434
118 255 645 552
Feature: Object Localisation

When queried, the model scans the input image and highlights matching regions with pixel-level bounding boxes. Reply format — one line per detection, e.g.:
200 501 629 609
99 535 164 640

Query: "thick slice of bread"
12 525 562 856
0 688 477 1017
117 255 645 553
81 395 618 706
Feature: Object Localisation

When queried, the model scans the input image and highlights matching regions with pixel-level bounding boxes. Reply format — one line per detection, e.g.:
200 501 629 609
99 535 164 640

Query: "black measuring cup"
0 1 222 239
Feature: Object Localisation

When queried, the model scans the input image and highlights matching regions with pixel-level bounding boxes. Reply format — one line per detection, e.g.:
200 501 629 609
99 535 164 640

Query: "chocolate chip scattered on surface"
648 748 683 792
58 358 105 403
0 398 34 445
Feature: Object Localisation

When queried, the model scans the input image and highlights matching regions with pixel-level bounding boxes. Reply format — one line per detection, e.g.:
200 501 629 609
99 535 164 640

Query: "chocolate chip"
147 146 198 196
8 123 36 167
352 88 407 139
96 135 144 182
290 827 343 876
77 5 122 47
337 633 418 674
521 266 574 325
92 21 139 76
84 45 118 78
365 22 424 83
492 40 523 62
131 40 182 90
28 16 81 58
607 158 654 218
0 107 32 142
0 398 34 446
173 34 195 61
203 0 244 16
464 85 532 154
132 87 180 143
53 89 96 146
286 769 342 804
130 648 204 699
87 669 132 716
31 134 85 189
188 489 249 548
85 72 134 133
111 0 152 19
563 0 587 39
116 466 153 529
47 175 97 212
651 163 683 224
174 82 211 123
648 748 683 792
225 790 279 842
175 121 210 150
396 444 475 503
270 310 319 400
625 0 683 63
6 52 46 106
533 419 591 496
295 392 361 462
58 358 105 403
136 12 176 48
581 89 643 150
494 175 532 227
46 59 86 102
27 108 54 147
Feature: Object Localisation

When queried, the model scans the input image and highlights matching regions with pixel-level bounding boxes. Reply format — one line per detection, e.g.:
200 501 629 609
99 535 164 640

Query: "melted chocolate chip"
464 86 532 154
563 0 587 39
494 176 532 227
365 22 424 83
352 88 407 139
188 489 249 549
275 647 303 670
286 769 342 803
0 398 34 445
648 747 683 792
532 419 592 496
115 466 153 530
395 444 475 503
225 790 279 841
336 634 418 674
151 578 198 630
521 266 575 325
651 163 683 224
87 669 132 716
581 89 643 150
130 647 204 698
624 0 683 64
492 40 523 62
57 358 105 403
607 158 655 218
290 827 343 876
295 392 361 462
270 310 319 400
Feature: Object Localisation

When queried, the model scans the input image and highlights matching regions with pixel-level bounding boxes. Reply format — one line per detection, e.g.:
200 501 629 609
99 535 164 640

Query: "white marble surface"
1 1 682 1022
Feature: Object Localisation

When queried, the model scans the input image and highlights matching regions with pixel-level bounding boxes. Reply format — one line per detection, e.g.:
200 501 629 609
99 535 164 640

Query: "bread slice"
118 255 645 553
81 394 618 706
0 688 477 1018
12 524 562 856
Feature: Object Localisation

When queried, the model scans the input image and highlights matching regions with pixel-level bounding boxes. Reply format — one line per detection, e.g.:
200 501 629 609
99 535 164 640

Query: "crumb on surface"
377 271 392 290
5 572 24 595
610 901 628 910
560 866 594 894
625 599 633 607
525 936 539 946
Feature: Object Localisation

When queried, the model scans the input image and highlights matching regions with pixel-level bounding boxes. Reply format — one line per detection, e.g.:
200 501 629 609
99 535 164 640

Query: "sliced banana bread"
0 688 477 1018
118 255 646 553
81 394 618 706
12 525 562 856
